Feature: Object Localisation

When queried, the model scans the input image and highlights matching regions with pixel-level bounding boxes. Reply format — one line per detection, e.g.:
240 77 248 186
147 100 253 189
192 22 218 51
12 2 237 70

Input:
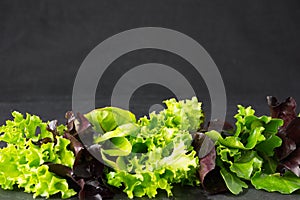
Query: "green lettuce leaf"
220 168 248 195
102 137 132 156
206 105 284 195
251 172 300 194
106 139 199 199
162 97 204 132
95 123 140 143
91 97 203 198
0 111 76 199
85 107 136 133
230 151 263 180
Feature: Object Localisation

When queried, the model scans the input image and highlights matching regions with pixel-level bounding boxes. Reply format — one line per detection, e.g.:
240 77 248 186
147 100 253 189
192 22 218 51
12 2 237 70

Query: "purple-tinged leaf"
277 148 300 177
192 132 227 193
199 146 215 184
63 132 84 157
46 163 82 194
269 97 300 177
276 130 296 160
267 96 297 129
75 113 92 133
47 120 58 134
192 132 214 159
80 180 114 200
31 137 52 146
32 120 64 146
46 120 59 143
285 117 300 146
47 163 73 178
62 111 114 200
65 111 76 134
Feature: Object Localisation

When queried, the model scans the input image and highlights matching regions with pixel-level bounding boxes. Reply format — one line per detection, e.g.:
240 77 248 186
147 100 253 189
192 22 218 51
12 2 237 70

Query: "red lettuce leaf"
285 117 300 146
48 111 114 200
277 148 300 177
276 130 296 160
192 132 227 194
32 120 59 146
46 163 82 192
268 96 300 177
267 96 297 129
276 118 300 176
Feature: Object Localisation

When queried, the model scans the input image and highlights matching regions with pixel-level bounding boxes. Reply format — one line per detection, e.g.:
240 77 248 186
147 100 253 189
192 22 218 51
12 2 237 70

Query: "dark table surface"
0 177 299 200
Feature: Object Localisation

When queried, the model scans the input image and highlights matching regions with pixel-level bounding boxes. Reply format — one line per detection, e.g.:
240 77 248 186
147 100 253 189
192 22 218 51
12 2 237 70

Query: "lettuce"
192 132 227 194
90 97 203 198
0 111 76 199
267 96 297 129
3 96 300 198
49 112 114 200
251 171 300 194
205 105 284 194
85 107 136 134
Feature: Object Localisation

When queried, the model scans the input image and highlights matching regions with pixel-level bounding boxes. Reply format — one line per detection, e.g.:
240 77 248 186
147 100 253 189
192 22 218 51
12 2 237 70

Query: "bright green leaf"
85 107 136 133
251 172 300 194
102 137 132 156
256 134 282 157
220 168 248 195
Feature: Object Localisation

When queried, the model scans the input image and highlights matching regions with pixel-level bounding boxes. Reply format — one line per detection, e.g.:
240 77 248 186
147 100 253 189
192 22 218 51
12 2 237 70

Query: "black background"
1 1 300 199
0 0 300 123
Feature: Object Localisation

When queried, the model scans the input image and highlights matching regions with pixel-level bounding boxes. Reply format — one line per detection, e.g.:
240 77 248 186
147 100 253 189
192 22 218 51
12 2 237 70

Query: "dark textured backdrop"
0 0 300 123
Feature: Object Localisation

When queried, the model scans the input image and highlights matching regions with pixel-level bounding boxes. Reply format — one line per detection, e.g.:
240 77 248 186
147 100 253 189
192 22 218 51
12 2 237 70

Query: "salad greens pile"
0 112 76 199
0 96 300 199
85 97 203 198
194 97 300 196
203 105 294 194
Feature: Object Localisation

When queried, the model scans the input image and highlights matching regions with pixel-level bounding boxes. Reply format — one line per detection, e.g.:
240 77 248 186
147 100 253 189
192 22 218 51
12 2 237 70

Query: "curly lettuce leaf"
106 140 199 199
91 97 203 198
0 111 76 199
205 105 283 195
105 128 200 198
162 97 204 132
